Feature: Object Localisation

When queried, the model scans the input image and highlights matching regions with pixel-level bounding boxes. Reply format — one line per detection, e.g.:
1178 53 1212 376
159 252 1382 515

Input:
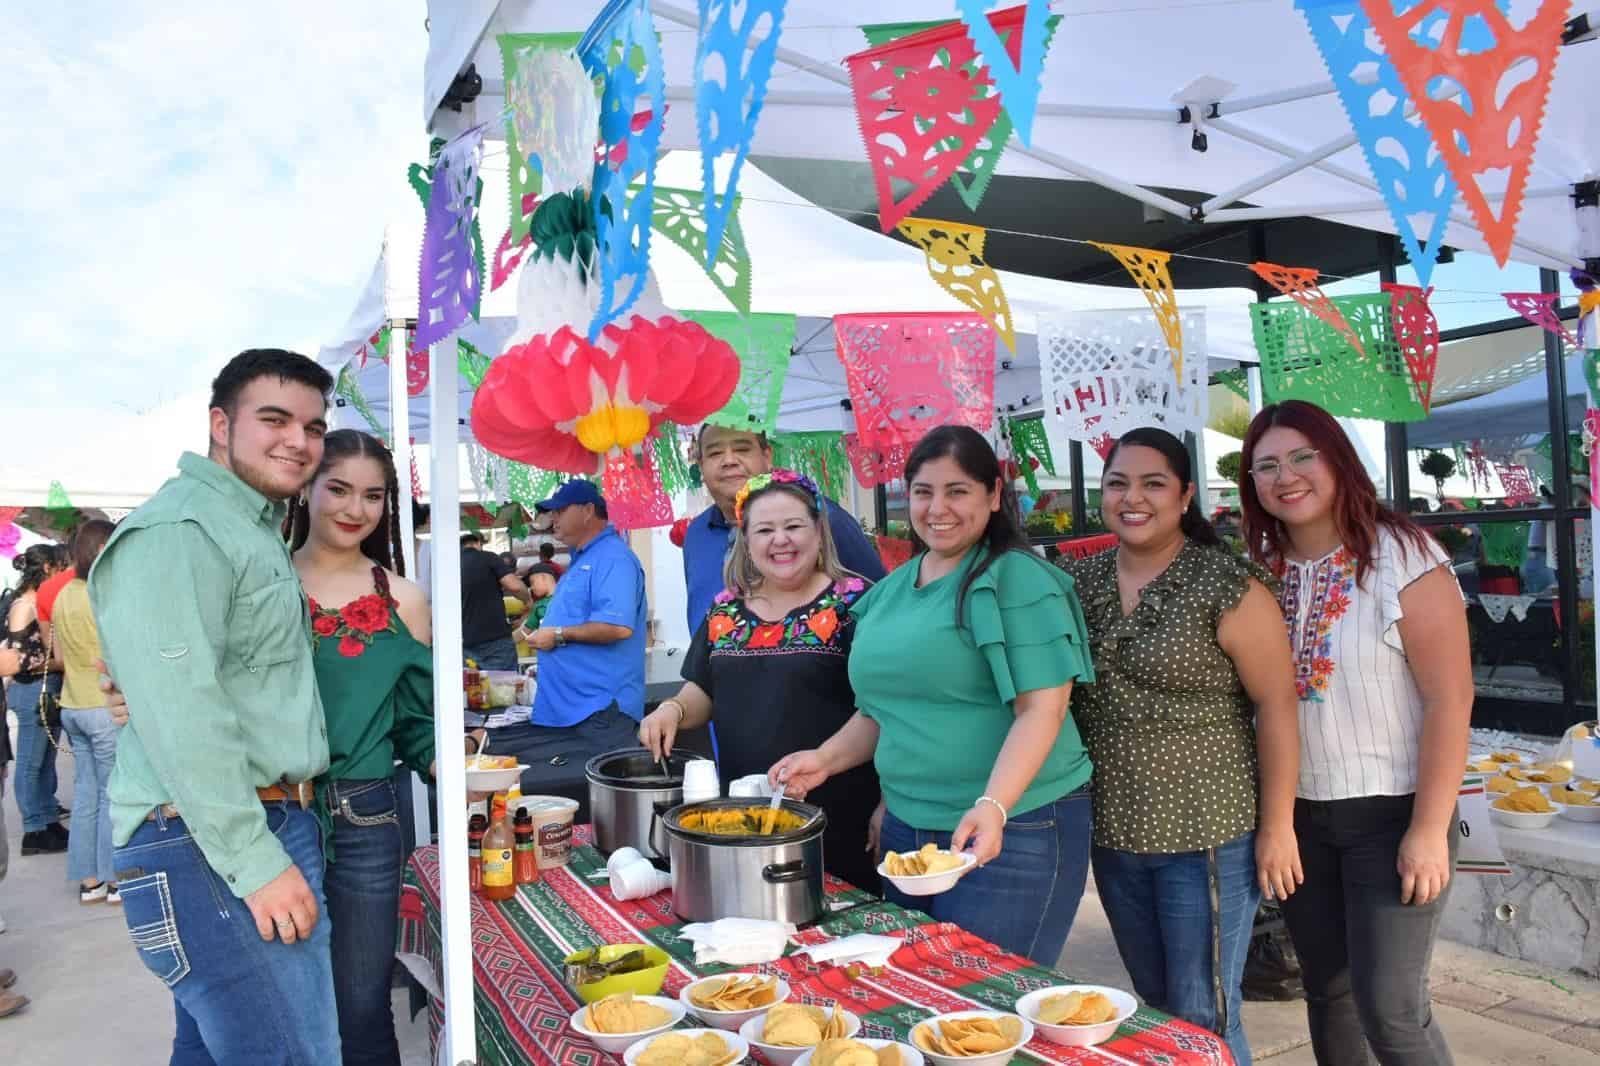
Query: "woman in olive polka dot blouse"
1059 428 1301 1066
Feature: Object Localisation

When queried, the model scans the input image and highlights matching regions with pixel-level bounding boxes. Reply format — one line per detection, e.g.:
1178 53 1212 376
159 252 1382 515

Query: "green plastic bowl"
566 943 672 1003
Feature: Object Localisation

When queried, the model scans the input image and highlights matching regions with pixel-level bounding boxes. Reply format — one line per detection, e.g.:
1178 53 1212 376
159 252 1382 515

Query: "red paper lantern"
471 315 740 474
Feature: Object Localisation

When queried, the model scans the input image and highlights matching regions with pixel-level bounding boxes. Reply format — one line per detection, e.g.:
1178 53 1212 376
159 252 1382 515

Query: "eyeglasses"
1249 448 1321 481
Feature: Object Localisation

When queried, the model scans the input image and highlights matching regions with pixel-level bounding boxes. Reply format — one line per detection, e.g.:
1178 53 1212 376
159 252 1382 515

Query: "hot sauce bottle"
513 807 538 884
481 794 517 902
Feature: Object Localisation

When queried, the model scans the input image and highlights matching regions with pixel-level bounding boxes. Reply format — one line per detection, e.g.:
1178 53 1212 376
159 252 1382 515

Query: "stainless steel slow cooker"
586 748 707 862
663 798 827 926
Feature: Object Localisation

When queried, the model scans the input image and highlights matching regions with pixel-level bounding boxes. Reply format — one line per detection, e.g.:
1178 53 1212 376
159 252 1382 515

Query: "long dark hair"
1103 428 1222 548
11 543 61 595
905 425 1042 629
286 430 406 575
1240 400 1432 585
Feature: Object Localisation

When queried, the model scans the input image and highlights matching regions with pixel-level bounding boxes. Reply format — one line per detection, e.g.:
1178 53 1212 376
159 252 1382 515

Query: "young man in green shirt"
90 349 342 1063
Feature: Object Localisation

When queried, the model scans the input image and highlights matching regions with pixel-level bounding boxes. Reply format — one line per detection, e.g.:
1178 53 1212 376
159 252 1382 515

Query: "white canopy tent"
372 4 1600 1061
424 0 1600 272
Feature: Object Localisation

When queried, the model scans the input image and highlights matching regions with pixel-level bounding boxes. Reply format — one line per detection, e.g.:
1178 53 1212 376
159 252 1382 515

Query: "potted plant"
1419 450 1457 503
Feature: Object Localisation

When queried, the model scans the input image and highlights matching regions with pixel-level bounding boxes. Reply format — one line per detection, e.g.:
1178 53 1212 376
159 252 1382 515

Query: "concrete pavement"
5 721 1598 1062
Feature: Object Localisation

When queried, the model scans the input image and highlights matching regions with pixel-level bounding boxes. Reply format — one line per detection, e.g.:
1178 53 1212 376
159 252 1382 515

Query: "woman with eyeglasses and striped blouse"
1240 400 1472 1066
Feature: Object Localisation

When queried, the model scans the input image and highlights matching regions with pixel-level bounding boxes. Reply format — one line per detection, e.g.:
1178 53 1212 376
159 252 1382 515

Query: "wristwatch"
554 626 567 647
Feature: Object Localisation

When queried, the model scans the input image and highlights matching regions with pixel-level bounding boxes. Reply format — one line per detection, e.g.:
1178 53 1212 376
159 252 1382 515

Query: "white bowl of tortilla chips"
795 1038 924 1066
1016 985 1137 1048
624 1028 749 1066
680 974 790 1031
1552 784 1600 822
908 1010 1033 1066
739 1004 861 1066
570 994 686 1055
877 845 977 896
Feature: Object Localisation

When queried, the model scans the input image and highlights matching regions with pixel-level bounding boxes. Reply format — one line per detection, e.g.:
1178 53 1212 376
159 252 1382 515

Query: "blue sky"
0 1 426 415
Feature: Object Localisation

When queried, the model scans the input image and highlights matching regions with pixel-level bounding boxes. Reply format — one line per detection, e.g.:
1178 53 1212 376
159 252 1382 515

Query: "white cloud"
0 1 430 414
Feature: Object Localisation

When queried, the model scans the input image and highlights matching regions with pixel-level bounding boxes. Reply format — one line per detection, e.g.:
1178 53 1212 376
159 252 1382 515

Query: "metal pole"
1069 441 1087 536
428 335 475 1066
1539 268 1581 707
1377 236 1411 509
1203 187 1573 222
388 323 432 850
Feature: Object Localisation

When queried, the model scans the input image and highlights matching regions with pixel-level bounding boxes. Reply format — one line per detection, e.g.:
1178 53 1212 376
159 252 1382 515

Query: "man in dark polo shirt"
460 532 529 670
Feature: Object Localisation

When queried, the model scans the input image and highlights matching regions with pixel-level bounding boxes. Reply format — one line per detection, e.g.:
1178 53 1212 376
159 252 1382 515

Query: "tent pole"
1377 236 1410 509
1206 187 1574 223
1198 131 1359 215
663 86 1180 124
1213 80 1338 115
427 334 475 1066
1539 268 1582 707
650 1 1195 222
389 322 432 851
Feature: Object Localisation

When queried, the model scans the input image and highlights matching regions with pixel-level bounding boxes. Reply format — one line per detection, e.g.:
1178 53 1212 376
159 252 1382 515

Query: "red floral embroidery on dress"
308 593 396 658
1279 549 1357 702
704 578 866 656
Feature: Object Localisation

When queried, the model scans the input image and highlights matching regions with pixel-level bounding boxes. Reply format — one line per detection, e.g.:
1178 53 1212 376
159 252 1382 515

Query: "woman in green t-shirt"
771 426 1095 964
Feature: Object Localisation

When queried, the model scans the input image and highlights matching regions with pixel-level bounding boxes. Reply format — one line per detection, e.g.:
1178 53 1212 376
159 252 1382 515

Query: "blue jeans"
326 778 406 1066
62 706 120 884
464 635 519 671
880 788 1092 966
1093 832 1261 1066
8 674 63 832
115 803 340 1065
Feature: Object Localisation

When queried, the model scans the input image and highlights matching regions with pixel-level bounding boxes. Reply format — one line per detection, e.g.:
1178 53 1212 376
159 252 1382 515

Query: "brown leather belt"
144 780 314 822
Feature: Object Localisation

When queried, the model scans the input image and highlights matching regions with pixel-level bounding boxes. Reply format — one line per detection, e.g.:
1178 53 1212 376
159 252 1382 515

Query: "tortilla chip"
1486 774 1518 794
912 1016 1024 1056
1037 991 1117 1026
813 1039 881 1066
874 1046 901 1066
637 1032 738 1066
584 993 673 1034
884 843 965 878
1493 786 1556 814
1507 763 1572 784
1552 786 1598 806
688 974 778 1011
763 1004 827 1047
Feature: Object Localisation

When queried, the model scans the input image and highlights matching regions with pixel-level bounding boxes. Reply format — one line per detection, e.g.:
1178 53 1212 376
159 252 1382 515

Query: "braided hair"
285 429 407 576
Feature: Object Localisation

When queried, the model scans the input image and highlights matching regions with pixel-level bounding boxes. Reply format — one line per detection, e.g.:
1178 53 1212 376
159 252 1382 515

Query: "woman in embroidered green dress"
285 430 437 1066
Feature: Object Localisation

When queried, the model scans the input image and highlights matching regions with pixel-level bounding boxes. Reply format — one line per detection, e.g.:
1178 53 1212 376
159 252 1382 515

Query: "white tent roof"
1409 351 1585 448
424 0 1600 272
325 153 1261 442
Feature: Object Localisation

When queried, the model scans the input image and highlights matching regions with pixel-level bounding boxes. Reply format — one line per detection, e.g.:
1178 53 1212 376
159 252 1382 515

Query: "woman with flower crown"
284 429 442 1066
638 469 881 891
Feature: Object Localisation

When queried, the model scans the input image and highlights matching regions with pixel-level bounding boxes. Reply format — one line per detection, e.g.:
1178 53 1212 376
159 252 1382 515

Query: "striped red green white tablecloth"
397 829 1231 1066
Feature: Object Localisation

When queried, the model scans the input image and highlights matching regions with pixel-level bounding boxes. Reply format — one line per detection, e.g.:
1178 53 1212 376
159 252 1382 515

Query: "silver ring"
276 918 295 930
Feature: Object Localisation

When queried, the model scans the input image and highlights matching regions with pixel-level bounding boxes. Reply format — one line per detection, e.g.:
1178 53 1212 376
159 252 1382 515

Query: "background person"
1060 428 1300 1066
460 531 529 669
771 426 1094 964
1240 400 1471 1066
3 543 69 855
53 520 121 905
683 424 884 634
486 480 646 816
639 470 880 890
91 349 341 1062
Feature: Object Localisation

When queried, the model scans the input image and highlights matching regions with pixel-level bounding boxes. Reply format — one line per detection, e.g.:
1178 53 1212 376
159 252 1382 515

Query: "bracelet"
974 795 1008 824
660 699 685 724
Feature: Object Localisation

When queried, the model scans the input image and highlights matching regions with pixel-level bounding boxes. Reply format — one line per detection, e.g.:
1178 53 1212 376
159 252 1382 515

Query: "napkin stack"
677 918 796 966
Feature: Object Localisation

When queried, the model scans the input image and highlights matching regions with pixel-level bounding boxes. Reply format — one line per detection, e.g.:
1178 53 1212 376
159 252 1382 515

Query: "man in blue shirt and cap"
490 479 646 817
682 424 885 635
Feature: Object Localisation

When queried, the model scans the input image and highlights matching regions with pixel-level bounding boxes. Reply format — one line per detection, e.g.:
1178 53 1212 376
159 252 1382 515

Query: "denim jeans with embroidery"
115 802 339 1065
